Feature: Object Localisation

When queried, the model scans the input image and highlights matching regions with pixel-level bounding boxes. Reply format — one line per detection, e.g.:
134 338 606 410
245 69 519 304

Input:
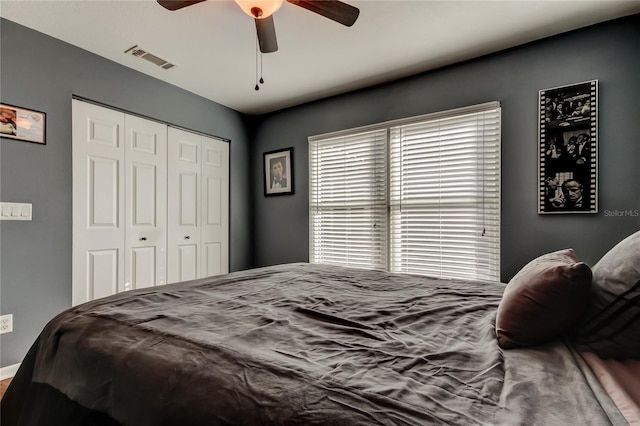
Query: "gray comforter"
3 263 626 425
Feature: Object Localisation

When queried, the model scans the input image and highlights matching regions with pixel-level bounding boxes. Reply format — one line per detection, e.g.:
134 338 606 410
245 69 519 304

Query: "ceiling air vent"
124 45 175 70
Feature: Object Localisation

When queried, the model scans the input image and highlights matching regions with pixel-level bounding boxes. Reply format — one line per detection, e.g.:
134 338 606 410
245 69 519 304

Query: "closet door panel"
167 127 202 284
179 172 198 226
88 156 119 227
201 137 229 277
88 249 119 300
178 244 198 282
72 100 125 305
125 115 167 290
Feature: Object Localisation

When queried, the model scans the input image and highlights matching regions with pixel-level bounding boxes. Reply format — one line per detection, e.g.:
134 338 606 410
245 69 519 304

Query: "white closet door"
167 127 202 283
72 100 125 306
201 137 229 277
74 101 230 300
124 115 167 291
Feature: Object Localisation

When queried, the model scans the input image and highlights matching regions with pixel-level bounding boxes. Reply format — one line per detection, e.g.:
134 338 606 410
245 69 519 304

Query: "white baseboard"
0 363 20 380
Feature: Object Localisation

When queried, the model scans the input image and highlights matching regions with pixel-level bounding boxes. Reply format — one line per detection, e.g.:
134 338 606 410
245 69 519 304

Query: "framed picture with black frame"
264 147 294 196
0 103 46 144
538 80 598 214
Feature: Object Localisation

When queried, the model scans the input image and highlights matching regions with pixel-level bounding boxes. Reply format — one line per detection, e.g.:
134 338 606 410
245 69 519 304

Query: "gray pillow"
572 230 640 358
496 248 592 349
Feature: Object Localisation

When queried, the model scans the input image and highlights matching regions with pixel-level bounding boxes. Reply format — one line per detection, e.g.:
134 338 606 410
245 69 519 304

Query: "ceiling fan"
157 0 360 54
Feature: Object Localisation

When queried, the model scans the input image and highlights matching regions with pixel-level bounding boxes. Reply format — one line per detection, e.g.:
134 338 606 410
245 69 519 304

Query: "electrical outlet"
0 314 13 334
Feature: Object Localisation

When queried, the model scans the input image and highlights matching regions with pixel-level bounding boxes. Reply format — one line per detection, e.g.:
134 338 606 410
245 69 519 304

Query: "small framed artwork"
264 147 294 196
538 80 597 214
0 103 46 145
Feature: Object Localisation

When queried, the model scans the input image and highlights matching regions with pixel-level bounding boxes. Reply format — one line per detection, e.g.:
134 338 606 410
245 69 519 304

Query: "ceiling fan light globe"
234 0 283 19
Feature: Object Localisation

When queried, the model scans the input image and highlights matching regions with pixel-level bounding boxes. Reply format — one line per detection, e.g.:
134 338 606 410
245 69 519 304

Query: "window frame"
309 101 501 280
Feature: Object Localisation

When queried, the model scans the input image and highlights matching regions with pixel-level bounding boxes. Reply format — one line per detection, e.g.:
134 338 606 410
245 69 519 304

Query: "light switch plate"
0 314 13 334
0 202 32 220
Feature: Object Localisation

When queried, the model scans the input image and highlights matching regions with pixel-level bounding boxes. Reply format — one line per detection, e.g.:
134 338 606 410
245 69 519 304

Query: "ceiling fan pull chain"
255 36 260 91
259 50 265 85
254 35 266 91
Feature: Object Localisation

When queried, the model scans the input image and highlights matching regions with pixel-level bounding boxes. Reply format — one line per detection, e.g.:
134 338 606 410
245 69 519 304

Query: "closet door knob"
140 237 147 241
184 236 191 240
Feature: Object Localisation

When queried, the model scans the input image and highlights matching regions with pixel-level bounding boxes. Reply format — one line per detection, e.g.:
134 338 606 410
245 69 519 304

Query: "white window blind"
309 102 500 281
309 129 388 269
389 108 501 281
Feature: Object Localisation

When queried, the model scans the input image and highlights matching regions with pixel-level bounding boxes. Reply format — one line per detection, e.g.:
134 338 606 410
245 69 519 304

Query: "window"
309 102 500 281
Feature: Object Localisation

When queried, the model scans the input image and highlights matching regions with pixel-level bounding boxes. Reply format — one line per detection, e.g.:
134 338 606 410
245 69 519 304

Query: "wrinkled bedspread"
3 263 625 425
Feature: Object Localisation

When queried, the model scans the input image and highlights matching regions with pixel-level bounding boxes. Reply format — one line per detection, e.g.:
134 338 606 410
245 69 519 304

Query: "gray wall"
252 15 640 280
0 19 253 367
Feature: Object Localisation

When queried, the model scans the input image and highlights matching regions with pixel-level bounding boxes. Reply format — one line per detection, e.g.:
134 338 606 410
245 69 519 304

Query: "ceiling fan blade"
157 0 207 11
255 16 278 53
286 0 359 27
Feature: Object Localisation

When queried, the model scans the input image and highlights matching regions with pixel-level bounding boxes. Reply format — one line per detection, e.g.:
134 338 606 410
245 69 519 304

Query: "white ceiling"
2 1 639 115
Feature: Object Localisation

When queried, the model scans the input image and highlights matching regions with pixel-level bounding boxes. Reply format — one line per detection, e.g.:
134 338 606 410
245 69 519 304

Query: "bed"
2 231 639 425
